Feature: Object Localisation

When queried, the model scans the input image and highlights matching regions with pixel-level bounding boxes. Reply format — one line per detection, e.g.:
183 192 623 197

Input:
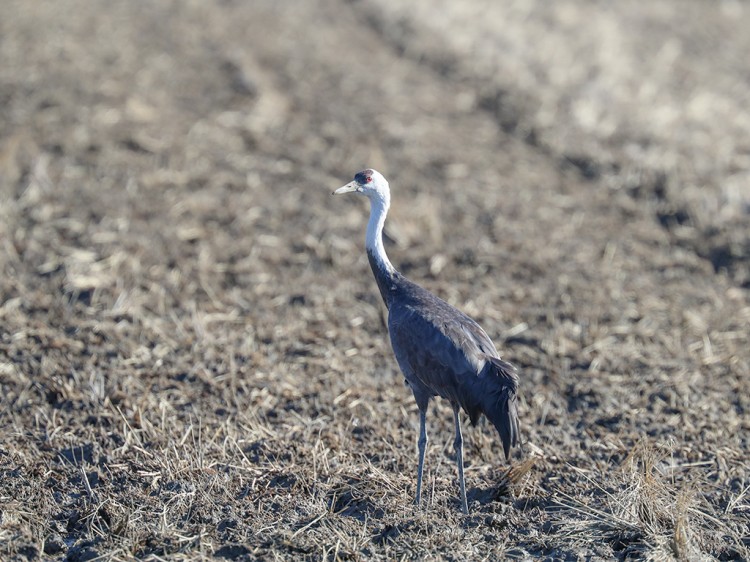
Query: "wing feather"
389 291 513 402
386 279 520 459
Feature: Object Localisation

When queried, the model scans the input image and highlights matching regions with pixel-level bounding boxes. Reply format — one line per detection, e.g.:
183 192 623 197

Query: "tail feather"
482 356 520 461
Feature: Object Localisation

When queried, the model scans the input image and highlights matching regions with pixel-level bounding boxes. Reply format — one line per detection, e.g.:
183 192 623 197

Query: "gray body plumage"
369 250 520 460
335 169 520 513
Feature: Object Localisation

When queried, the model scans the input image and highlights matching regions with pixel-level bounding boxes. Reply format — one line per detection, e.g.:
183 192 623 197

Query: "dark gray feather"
376 262 520 458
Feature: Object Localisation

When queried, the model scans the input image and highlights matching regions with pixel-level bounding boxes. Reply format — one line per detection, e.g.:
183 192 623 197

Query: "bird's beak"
332 181 360 195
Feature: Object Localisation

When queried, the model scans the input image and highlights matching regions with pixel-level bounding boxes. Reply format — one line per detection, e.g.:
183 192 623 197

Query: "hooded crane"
333 169 520 514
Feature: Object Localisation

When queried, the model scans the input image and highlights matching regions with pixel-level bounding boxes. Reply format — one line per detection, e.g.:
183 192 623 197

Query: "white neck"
365 193 394 273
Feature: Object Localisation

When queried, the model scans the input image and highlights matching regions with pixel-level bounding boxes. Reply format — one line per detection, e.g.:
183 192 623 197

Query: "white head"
333 168 394 270
332 169 390 207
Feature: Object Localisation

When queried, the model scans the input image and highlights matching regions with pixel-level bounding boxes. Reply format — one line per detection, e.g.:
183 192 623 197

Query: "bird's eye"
365 176 372 183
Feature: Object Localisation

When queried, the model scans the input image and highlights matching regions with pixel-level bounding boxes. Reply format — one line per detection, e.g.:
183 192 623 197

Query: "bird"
333 168 520 514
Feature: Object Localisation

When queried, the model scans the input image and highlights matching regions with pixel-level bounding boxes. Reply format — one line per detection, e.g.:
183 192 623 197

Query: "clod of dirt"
372 524 401 545
64 545 101 562
43 533 66 555
214 544 252 560
57 444 96 466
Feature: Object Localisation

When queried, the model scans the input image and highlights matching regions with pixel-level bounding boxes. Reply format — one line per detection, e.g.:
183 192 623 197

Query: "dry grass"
551 441 747 560
1 0 749 560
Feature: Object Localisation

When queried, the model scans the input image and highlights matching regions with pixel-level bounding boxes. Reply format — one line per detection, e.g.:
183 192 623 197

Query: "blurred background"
1 0 749 559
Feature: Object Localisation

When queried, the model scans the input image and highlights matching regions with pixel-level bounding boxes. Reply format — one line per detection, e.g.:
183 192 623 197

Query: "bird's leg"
453 405 469 514
415 407 427 507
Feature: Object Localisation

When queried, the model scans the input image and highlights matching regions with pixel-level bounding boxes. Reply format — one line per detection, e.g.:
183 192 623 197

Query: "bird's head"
333 169 390 204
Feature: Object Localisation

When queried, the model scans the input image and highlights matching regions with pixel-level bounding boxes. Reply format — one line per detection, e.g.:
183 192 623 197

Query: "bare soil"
1 0 749 560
